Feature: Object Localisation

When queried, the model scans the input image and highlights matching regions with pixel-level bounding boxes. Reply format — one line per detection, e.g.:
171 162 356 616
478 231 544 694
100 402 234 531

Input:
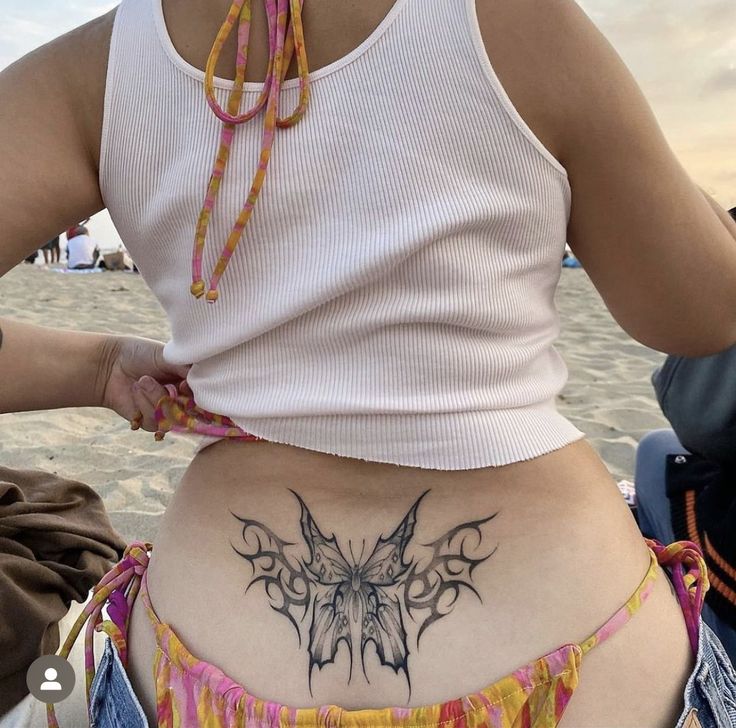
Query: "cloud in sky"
0 1 116 70
1 0 734 206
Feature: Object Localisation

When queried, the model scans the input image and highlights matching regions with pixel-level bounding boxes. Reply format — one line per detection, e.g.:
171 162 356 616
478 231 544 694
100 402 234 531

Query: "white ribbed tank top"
100 0 586 470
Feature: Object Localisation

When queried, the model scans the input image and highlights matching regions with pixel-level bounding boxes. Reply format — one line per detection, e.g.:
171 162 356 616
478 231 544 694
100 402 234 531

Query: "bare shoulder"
44 7 118 169
2 7 117 165
471 0 652 167
471 0 593 163
0 8 116 273
474 0 736 355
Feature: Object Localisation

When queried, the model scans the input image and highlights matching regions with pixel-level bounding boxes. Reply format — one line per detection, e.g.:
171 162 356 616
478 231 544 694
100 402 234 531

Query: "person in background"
65 225 100 270
40 235 61 264
635 206 736 664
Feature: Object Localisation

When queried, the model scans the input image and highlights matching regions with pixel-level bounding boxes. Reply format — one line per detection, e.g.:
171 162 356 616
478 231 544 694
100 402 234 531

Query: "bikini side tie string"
154 382 264 440
645 537 709 654
46 543 152 728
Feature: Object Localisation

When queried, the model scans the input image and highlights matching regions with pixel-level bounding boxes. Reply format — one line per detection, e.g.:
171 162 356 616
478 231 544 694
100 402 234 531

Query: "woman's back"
5 0 736 725
120 5 696 724
101 0 581 469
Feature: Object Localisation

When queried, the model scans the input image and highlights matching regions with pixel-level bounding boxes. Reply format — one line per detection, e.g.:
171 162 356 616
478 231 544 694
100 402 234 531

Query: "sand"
0 262 669 542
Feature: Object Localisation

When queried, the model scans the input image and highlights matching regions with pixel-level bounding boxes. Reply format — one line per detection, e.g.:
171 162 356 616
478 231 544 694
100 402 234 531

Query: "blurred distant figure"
23 252 36 264
562 244 582 268
65 225 100 270
40 236 61 264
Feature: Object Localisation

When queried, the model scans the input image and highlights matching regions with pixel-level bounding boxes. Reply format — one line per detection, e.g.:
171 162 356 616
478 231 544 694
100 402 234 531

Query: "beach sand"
0 263 669 542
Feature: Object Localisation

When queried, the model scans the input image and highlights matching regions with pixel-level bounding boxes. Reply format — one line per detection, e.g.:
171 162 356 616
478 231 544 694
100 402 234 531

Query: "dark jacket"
652 343 736 629
0 467 126 716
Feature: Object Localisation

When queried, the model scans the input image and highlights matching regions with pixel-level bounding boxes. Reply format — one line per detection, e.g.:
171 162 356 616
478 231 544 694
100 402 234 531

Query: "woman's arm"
699 187 736 238
0 318 111 412
0 317 192 431
0 10 191 427
539 0 736 357
0 11 113 275
0 15 113 408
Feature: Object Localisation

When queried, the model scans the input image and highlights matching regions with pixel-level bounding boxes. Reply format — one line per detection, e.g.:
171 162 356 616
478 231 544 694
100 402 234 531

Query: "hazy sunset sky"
1 0 734 211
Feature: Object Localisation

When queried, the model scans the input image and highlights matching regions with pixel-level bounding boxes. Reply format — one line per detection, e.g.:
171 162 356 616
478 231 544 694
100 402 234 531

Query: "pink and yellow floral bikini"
47 539 706 728
47 0 710 725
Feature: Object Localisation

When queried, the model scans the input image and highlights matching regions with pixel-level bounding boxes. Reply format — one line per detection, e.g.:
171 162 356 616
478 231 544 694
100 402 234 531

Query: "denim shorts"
678 619 736 727
88 638 147 728
88 618 736 728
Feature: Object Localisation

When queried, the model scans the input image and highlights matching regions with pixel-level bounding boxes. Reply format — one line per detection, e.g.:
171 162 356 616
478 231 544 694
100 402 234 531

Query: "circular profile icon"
26 655 75 703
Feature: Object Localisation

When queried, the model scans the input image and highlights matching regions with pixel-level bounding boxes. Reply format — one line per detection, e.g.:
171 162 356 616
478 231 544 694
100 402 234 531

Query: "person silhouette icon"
26 655 75 702
39 667 62 691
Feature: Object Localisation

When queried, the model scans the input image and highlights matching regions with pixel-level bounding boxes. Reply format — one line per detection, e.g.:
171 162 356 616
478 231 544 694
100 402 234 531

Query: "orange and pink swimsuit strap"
46 537 708 727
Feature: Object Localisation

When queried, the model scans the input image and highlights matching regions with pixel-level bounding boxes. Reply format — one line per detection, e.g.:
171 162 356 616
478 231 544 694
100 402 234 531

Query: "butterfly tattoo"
231 490 497 693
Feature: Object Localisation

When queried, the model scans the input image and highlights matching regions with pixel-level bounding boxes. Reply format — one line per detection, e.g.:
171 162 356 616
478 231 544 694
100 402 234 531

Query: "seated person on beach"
65 225 100 270
636 423 736 664
636 215 736 665
3 1 736 727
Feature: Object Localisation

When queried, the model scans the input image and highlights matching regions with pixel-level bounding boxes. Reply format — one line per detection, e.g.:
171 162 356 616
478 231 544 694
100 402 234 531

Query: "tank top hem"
190 402 587 471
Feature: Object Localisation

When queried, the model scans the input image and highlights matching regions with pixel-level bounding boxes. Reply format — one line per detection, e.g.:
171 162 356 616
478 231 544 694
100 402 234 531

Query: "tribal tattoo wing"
230 513 311 641
231 490 497 693
404 513 498 642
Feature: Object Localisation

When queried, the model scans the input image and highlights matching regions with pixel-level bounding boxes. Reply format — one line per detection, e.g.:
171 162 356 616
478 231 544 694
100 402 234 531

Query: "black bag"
651 344 736 466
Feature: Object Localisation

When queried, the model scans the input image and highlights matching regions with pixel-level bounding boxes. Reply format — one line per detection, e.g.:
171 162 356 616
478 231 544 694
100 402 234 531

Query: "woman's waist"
140 438 680 709
158 436 648 592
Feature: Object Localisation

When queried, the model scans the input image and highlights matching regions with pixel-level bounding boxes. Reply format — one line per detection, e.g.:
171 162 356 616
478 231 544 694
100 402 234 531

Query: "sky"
1 0 734 250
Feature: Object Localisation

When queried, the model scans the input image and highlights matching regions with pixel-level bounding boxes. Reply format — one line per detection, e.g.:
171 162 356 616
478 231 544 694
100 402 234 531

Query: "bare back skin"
9 0 736 725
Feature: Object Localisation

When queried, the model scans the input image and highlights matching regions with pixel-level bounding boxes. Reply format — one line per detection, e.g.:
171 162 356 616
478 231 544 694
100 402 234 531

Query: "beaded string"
191 0 310 303
154 381 265 441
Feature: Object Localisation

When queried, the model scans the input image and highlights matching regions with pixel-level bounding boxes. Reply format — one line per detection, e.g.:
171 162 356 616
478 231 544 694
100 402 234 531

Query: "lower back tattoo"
231 490 497 694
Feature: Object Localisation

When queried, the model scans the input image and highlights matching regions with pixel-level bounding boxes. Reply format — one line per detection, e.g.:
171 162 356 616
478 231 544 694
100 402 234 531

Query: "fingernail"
140 377 156 392
130 411 143 431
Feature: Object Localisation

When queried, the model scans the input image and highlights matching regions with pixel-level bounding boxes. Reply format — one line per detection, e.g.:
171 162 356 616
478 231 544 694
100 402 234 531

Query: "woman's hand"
98 335 192 433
